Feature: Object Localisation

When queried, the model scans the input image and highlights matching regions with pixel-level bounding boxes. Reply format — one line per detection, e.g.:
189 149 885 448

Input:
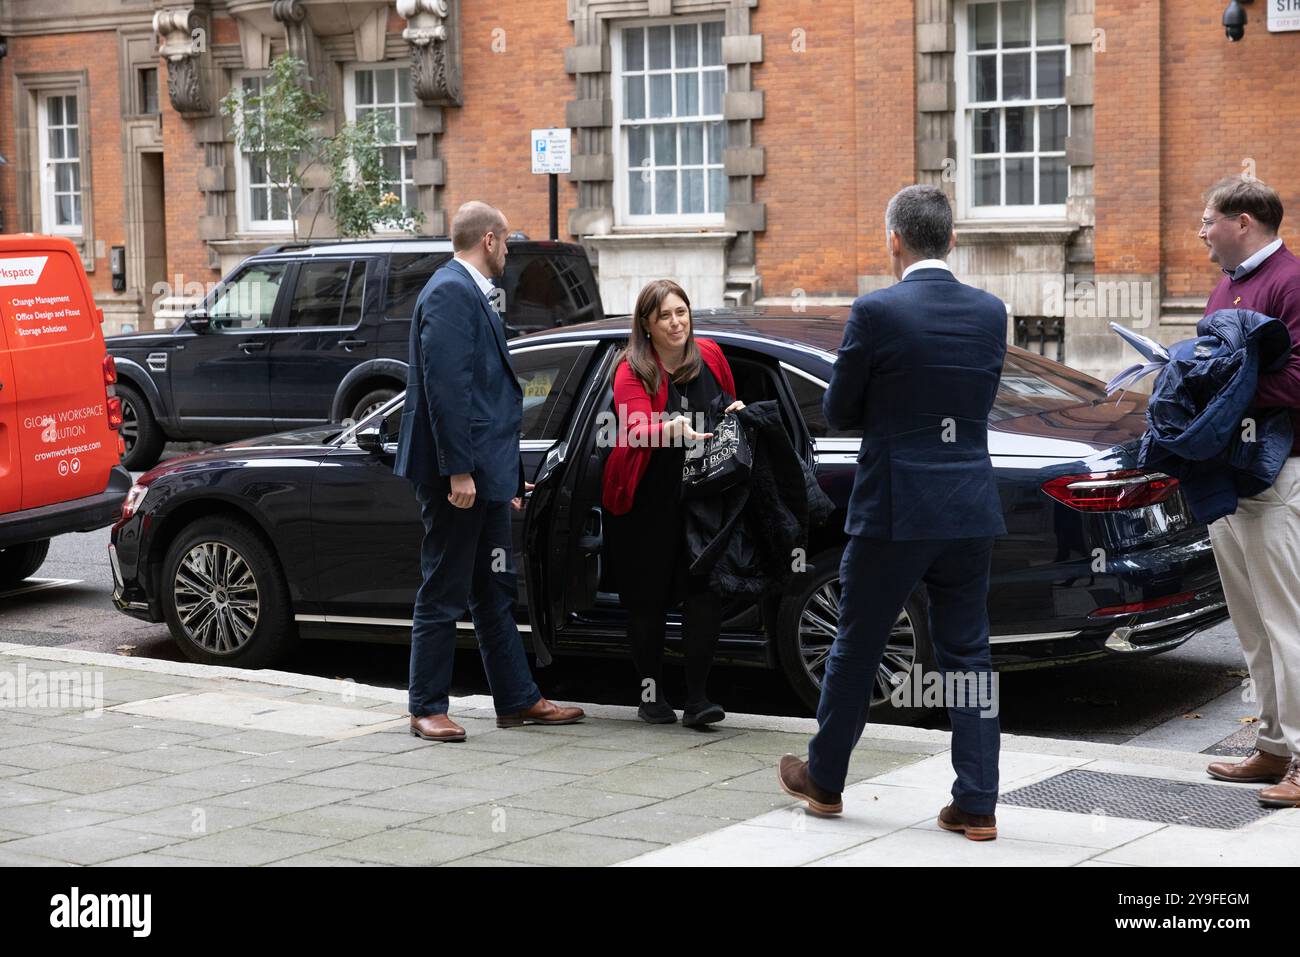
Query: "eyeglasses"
1199 216 1225 230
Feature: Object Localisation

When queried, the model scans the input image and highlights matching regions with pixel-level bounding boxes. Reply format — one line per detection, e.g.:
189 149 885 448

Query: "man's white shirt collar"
453 256 496 298
1228 237 1283 280
902 259 953 280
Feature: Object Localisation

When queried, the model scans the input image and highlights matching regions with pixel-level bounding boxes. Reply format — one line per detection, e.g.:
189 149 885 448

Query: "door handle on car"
337 338 367 351
239 341 267 354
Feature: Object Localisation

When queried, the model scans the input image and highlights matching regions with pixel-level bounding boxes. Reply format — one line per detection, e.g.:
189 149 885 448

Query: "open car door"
522 346 618 665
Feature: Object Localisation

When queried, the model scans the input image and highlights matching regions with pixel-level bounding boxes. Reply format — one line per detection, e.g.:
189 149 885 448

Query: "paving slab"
0 824 182 865
160 827 345 866
482 830 663 867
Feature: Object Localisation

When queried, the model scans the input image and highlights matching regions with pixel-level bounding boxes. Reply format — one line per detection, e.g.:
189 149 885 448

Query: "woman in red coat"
602 279 743 726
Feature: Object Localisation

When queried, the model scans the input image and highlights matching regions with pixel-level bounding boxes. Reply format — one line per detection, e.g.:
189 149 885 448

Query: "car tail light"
107 396 123 430
1041 470 1179 511
1089 590 1198 619
121 483 149 520
103 354 117 385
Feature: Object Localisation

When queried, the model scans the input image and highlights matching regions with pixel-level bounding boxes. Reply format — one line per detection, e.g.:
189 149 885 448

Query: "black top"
635 362 723 509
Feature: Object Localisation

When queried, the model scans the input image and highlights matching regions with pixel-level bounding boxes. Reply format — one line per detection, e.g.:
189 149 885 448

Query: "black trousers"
606 505 722 707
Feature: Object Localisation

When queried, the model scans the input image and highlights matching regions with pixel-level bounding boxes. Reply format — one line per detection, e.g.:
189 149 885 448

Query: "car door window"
385 252 451 320
510 343 594 440
286 260 366 328
208 261 287 332
783 365 863 439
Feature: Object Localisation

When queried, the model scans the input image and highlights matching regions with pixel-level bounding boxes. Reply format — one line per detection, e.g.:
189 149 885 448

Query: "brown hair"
450 201 507 252
613 279 702 396
1205 177 1284 234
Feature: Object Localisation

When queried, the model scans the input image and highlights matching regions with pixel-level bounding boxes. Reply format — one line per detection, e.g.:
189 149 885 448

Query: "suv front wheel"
349 387 398 425
161 516 297 668
118 382 165 471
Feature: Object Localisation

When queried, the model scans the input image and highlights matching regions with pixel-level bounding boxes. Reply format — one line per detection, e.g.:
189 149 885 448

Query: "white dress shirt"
901 258 953 280
453 256 496 299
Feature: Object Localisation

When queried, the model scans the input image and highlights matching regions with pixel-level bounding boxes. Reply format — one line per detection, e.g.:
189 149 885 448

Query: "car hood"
138 426 341 482
106 328 186 350
989 394 1149 461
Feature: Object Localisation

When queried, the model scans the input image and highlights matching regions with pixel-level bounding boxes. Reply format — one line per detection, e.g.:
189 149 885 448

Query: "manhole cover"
1001 769 1278 829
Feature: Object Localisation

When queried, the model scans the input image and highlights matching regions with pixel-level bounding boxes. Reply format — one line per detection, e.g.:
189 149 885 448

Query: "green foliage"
220 55 424 239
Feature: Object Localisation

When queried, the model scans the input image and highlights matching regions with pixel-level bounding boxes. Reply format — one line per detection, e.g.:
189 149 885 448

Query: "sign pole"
549 173 558 241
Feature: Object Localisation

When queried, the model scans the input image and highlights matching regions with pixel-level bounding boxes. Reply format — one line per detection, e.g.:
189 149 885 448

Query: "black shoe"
681 701 725 728
638 700 677 724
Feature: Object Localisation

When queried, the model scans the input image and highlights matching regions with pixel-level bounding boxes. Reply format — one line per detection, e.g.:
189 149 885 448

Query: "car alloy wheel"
172 541 260 655
797 578 918 707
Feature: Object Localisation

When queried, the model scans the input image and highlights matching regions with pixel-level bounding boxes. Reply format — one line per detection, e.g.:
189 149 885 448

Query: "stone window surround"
952 0 1070 219
566 0 764 306
610 15 729 228
909 0 1096 325
10 69 98 272
180 2 458 272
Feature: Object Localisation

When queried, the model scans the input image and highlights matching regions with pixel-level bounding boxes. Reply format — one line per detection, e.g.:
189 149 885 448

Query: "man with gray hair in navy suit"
395 200 584 742
778 185 1008 839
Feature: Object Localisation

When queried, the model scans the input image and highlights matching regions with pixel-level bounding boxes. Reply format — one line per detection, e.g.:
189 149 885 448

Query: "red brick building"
1 0 1297 381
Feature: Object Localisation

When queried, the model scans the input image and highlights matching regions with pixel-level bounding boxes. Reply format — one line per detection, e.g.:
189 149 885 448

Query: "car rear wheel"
118 382 165 471
349 388 398 425
776 548 934 722
0 540 51 588
161 516 296 668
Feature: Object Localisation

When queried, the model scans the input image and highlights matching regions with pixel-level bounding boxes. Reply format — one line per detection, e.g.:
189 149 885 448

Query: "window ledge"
587 230 737 246
954 220 1080 245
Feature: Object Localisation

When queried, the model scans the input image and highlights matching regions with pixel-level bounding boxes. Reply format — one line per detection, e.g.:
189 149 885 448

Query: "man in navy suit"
395 201 583 741
778 186 1008 839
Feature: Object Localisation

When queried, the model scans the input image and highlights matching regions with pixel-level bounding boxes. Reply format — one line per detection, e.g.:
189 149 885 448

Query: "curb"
0 641 1220 773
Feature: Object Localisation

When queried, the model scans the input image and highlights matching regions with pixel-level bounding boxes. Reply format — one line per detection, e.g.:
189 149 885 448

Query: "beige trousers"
1208 456 1300 758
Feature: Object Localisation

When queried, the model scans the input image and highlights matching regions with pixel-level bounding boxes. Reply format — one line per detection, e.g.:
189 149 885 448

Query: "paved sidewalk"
1 642 1296 866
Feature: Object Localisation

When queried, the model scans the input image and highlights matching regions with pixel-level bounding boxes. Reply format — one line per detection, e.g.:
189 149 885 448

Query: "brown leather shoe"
1206 749 1290 784
938 802 998 841
1258 760 1300 807
496 697 584 728
777 754 842 815
410 714 466 742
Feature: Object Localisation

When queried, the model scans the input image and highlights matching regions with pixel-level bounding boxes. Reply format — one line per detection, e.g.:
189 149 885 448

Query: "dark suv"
106 237 603 470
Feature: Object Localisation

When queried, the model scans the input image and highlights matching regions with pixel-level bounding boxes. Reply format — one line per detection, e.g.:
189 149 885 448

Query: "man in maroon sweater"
1198 177 1300 807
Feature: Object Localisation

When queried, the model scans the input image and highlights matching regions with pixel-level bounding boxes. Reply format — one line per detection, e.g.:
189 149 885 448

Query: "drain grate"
1001 769 1278 830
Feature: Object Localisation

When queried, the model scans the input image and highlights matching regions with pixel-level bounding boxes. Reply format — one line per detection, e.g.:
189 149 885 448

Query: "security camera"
1223 0 1249 42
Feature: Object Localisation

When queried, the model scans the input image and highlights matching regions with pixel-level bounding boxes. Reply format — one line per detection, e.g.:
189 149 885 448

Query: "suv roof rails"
255 236 456 255
254 235 583 256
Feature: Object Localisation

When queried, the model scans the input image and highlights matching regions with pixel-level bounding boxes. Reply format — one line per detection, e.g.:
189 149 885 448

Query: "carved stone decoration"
273 0 333 107
153 7 210 116
398 0 463 106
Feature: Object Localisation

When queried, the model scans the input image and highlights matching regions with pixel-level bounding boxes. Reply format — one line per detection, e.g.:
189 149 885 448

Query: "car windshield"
991 350 1109 423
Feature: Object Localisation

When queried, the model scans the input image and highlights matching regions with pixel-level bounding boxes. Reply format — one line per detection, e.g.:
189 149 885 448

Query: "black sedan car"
108 309 1228 712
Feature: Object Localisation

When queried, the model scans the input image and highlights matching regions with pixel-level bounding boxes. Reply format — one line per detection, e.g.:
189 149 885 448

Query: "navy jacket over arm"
394 259 524 503
824 267 1009 541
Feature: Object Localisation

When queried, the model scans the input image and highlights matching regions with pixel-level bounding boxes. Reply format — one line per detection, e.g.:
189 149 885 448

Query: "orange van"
0 234 132 587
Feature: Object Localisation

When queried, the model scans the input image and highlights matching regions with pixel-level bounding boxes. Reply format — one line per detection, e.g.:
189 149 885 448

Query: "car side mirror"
357 426 384 454
185 310 210 333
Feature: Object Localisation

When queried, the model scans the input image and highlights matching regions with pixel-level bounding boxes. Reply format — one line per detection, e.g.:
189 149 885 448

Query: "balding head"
451 201 508 253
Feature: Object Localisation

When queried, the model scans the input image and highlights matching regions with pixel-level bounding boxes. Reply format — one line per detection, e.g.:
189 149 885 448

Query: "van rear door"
0 237 119 511
0 312 19 514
